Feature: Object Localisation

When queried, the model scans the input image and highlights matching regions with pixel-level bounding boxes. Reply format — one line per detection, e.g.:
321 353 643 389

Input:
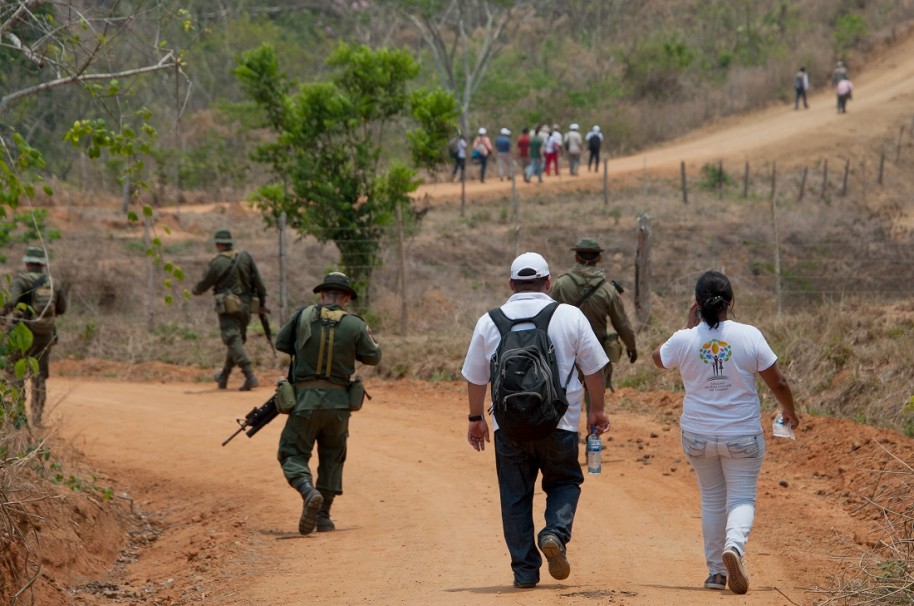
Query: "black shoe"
298 487 324 535
316 510 335 532
513 580 537 589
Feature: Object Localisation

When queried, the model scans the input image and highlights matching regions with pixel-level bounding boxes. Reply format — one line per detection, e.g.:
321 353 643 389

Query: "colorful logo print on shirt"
699 339 731 379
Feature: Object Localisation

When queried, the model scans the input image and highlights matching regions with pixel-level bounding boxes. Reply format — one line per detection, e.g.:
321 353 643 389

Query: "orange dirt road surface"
51 376 882 605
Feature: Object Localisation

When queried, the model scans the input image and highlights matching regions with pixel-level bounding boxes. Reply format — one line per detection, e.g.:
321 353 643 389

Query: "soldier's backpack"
488 302 572 441
24 274 57 335
795 73 805 90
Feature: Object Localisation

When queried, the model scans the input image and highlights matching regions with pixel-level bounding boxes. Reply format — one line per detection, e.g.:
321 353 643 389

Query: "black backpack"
448 137 460 159
488 302 572 441
588 133 601 152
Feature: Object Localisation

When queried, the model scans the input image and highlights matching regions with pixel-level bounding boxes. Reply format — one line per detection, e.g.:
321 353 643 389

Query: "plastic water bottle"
586 428 602 474
772 413 796 440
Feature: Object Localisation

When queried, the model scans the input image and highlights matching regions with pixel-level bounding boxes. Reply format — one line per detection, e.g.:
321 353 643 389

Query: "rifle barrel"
221 425 246 447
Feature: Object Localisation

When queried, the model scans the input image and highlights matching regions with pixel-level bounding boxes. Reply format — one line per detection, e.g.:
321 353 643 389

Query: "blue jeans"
495 429 583 585
681 431 765 576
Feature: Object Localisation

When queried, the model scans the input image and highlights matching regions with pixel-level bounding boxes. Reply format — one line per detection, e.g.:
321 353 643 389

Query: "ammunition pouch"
214 292 243 315
348 375 371 412
604 333 623 364
275 379 297 414
249 297 260 316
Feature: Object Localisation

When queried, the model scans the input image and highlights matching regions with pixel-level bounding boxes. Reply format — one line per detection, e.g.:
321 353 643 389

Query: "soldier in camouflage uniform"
274 272 381 535
3 246 68 427
550 237 637 407
192 229 267 391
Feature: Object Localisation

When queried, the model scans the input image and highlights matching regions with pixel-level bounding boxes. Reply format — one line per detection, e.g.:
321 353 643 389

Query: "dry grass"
815 442 914 605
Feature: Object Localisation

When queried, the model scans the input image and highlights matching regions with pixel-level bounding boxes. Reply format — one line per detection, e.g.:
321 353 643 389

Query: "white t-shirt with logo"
658 320 777 436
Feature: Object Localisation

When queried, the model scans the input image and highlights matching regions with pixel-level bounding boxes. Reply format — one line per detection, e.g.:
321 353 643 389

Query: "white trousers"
681 430 765 576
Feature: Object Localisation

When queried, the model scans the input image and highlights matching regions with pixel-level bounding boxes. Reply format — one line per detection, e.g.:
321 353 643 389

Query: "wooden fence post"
770 191 782 317
743 160 749 198
603 157 609 206
897 125 905 161
770 162 777 201
395 201 408 335
680 161 688 204
821 159 829 200
797 166 808 202
841 159 850 196
878 150 885 186
717 159 723 199
512 163 520 257
635 214 652 328
278 211 288 322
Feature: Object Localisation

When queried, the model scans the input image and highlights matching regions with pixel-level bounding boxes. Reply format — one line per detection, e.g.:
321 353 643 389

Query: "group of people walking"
6 228 798 596
793 60 855 113
450 123 605 184
463 244 797 594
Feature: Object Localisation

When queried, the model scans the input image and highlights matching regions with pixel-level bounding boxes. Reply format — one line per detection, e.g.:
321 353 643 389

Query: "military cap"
313 272 358 300
23 246 48 265
213 229 234 244
571 237 604 253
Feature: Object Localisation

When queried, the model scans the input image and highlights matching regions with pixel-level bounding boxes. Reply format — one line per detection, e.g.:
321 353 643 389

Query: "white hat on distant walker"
500 127 511 135
510 252 550 281
570 123 579 131
592 125 601 133
478 127 487 135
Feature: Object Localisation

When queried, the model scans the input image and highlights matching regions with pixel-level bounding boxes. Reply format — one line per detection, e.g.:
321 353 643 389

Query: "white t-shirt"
462 292 608 433
658 320 777 436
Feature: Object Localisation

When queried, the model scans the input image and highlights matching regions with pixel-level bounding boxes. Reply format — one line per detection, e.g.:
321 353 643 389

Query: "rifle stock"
221 395 279 446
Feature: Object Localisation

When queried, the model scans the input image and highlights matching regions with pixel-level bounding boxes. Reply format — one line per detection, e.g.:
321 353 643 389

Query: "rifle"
260 308 277 358
221 395 279 446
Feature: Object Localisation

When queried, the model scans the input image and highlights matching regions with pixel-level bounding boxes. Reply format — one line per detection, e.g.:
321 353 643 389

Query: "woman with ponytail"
651 271 799 595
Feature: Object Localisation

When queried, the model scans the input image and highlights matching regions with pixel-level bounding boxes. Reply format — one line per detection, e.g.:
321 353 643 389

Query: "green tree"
236 43 456 298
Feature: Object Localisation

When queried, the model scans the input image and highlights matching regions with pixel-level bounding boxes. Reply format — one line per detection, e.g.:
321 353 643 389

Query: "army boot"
294 481 324 536
316 493 335 532
239 364 259 391
214 362 233 389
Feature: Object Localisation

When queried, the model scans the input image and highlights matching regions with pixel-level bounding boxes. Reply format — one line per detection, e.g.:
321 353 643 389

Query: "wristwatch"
468 414 484 422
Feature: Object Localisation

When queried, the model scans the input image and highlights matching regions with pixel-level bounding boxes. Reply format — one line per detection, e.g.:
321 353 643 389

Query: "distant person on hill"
516 127 531 175
472 127 494 183
275 272 381 535
836 78 853 114
651 270 799 595
3 246 68 427
192 229 267 391
544 124 562 176
495 127 512 181
586 125 604 172
563 124 584 176
831 61 849 109
831 60 849 86
793 66 809 110
450 131 467 183
524 126 545 183
462 251 610 589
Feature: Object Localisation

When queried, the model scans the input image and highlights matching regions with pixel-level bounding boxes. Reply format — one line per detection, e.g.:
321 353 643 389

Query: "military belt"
294 379 347 391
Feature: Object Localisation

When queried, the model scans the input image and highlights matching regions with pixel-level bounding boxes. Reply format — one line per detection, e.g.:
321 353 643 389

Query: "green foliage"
623 34 696 100
698 162 735 190
237 43 456 291
834 13 868 52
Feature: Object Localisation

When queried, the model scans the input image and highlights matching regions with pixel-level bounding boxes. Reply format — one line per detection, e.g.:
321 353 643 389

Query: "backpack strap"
315 306 348 378
488 302 573 388
215 251 243 293
575 279 605 307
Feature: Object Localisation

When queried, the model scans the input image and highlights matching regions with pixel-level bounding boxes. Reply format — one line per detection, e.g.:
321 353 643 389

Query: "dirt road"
52 376 872 605
416 30 914 205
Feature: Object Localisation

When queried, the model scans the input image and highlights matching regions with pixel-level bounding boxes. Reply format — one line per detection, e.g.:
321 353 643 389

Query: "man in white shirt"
462 252 610 589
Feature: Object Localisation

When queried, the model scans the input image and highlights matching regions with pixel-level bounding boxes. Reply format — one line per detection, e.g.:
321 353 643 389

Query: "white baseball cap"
592 125 601 133
500 127 511 135
478 127 487 135
570 123 579 130
510 252 550 280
